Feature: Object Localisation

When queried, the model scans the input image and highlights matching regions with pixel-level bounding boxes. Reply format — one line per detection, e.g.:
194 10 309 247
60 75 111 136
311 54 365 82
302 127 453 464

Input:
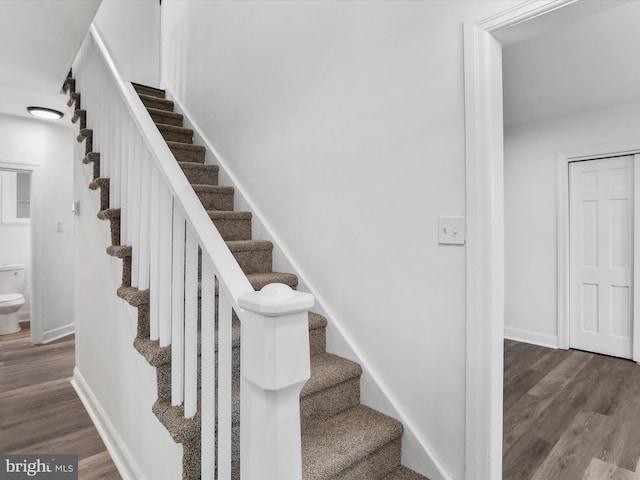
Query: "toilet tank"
0 264 25 294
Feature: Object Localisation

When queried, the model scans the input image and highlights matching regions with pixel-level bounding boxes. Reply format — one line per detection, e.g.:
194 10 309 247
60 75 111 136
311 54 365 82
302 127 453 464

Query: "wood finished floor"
0 324 120 479
504 339 640 480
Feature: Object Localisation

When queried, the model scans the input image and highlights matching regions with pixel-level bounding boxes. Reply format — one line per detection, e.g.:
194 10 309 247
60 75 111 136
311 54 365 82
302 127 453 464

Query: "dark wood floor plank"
0 327 120 479
504 339 640 480
79 451 120 480
581 457 634 480
531 411 609 480
502 432 553 480
527 349 593 399
504 393 553 454
503 366 549 411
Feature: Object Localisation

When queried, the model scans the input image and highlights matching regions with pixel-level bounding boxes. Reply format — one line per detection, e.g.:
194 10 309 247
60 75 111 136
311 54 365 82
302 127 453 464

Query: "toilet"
0 264 25 335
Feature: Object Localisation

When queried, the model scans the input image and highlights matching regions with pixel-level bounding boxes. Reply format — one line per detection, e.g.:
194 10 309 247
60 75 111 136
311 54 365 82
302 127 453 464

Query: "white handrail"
89 24 254 303
74 25 314 479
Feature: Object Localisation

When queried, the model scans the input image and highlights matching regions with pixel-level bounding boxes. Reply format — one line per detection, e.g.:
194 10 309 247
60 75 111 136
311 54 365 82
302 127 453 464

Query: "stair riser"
89 179 110 212
210 217 252 241
231 249 272 275
170 146 205 163
141 96 174 112
333 438 402 480
309 328 326 356
301 378 360 429
150 111 183 127
159 128 193 144
195 190 234 211
180 165 218 185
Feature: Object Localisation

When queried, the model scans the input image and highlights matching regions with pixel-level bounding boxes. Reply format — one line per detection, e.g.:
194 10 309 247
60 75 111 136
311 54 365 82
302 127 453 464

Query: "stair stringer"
164 92 450 480
72 142 183 480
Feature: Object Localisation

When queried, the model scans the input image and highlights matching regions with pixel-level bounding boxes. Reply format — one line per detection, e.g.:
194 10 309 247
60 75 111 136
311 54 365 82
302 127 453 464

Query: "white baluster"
217 285 233 479
130 134 142 288
138 150 151 290
149 166 160 341
120 118 129 243
200 256 216 479
158 183 172 347
184 226 199 419
171 204 185 406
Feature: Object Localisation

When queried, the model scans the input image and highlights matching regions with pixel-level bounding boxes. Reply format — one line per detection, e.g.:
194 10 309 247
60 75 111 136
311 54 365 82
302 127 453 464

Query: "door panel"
569 155 633 358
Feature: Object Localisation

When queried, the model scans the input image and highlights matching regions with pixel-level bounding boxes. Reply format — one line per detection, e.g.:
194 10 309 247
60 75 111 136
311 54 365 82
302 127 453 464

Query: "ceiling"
0 0 101 121
502 0 640 128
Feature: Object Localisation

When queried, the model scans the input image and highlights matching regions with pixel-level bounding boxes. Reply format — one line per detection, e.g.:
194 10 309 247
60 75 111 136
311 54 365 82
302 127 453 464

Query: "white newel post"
238 283 314 480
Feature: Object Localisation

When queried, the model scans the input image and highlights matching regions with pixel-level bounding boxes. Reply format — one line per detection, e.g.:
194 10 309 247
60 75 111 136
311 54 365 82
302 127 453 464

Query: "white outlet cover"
438 216 465 245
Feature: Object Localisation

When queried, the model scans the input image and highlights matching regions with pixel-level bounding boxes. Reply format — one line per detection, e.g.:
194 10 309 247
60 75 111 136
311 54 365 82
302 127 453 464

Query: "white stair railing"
72 25 313 479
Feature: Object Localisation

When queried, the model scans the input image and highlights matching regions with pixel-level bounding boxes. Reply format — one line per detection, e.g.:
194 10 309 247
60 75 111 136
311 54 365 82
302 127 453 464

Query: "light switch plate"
438 216 465 245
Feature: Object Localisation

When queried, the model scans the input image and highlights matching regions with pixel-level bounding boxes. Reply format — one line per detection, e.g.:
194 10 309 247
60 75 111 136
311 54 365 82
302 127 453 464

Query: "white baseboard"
42 322 75 344
71 367 145 480
504 326 558 349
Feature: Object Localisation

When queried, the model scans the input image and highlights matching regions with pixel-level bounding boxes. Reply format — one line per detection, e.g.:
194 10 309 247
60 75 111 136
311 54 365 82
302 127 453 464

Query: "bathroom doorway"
0 167 34 330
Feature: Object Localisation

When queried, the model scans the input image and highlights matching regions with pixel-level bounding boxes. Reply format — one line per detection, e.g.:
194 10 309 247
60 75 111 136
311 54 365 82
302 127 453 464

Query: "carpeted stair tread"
89 177 109 191
76 128 92 143
138 93 174 112
97 207 120 220
168 141 206 163
301 405 403 480
225 240 273 252
72 109 86 128
152 399 200 443
381 466 429 480
247 271 298 290
63 77 75 94
83 152 101 180
148 107 184 127
157 123 193 144
301 353 361 398
207 211 252 241
132 82 166 99
134 337 171 367
106 245 131 259
308 312 328 331
82 152 100 164
179 162 219 185
193 185 235 211
67 92 80 108
227 240 273 274
117 286 150 307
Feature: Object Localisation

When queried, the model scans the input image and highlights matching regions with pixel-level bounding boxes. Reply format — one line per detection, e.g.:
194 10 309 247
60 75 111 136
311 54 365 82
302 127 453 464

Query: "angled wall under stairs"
66 75 428 480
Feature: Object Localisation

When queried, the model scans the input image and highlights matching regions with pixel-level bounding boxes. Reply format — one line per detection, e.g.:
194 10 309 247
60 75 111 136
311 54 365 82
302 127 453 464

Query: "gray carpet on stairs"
69 77 428 480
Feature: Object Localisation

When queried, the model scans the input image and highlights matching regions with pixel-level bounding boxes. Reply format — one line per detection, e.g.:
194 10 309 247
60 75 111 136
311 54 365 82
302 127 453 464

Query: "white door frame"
463 1 578 478
557 142 640 360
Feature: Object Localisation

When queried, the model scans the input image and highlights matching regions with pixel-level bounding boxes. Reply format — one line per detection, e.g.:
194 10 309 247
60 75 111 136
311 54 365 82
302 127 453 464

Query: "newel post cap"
238 283 314 317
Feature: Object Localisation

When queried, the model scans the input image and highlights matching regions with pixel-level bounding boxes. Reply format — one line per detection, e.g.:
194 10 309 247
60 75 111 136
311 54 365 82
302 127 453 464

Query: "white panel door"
569 155 634 359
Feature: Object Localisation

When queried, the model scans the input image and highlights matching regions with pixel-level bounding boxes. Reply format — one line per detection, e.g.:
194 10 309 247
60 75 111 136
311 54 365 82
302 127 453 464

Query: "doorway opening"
464 1 640 478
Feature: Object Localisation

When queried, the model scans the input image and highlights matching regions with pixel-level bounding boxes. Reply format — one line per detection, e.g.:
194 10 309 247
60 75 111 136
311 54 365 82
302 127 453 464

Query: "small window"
16 172 31 219
1 170 31 225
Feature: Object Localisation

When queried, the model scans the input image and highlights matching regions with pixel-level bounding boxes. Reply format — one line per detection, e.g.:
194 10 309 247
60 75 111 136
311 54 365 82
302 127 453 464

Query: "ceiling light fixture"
27 106 64 120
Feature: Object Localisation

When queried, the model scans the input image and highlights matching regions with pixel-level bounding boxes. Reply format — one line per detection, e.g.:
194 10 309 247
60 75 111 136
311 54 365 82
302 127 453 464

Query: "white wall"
160 2 520 478
73 155 182 479
93 0 160 86
504 102 640 347
0 113 75 342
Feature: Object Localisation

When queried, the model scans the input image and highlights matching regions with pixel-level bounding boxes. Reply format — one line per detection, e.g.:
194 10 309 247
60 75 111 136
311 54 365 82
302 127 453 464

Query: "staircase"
65 41 427 479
